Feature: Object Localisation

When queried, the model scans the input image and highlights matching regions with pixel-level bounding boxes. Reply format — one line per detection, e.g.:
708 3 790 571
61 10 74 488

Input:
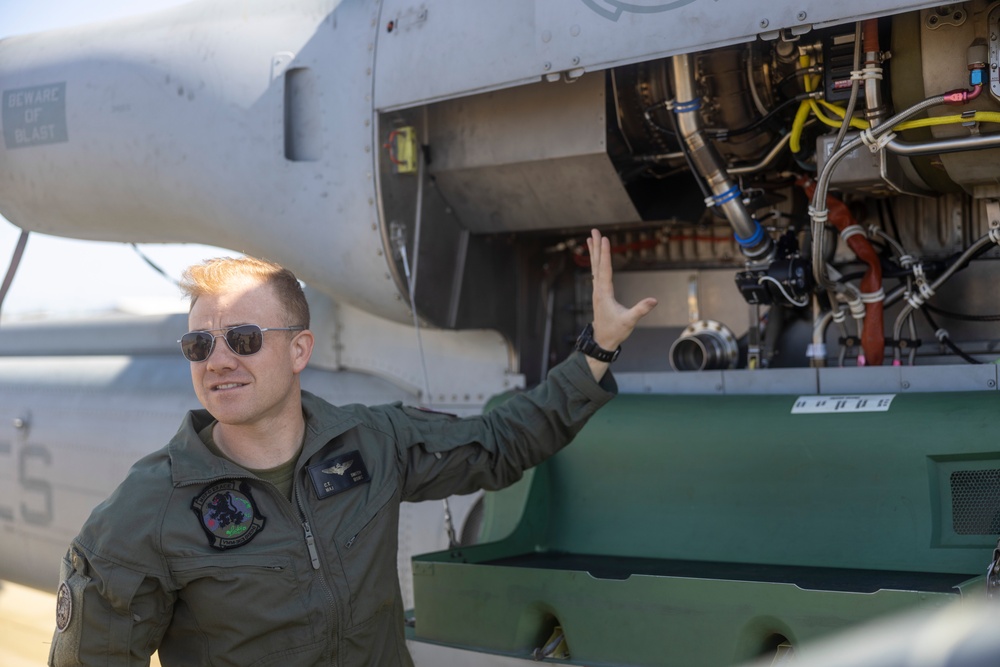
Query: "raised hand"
585 228 658 377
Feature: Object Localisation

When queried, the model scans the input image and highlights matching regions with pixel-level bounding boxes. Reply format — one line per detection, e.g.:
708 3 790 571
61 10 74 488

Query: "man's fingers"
631 297 658 320
585 228 658 352
589 229 608 281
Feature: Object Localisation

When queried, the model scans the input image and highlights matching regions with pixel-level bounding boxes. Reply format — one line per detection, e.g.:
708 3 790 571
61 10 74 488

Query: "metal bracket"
925 5 967 30
986 199 1000 231
270 52 294 82
687 275 700 323
747 303 762 370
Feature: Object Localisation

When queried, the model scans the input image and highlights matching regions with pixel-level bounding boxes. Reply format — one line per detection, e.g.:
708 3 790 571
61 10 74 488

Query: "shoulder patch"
191 480 266 550
55 581 72 632
308 450 371 499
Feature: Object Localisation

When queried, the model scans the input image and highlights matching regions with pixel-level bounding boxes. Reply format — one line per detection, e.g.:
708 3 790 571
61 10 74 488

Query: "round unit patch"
191 480 266 550
55 582 72 632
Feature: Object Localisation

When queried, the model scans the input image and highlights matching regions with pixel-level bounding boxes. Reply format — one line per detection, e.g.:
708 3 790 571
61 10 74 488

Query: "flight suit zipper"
295 482 339 665
303 520 321 569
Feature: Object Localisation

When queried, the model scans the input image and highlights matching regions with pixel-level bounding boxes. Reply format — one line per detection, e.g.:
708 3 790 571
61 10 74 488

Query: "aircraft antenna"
0 230 29 321
130 243 180 286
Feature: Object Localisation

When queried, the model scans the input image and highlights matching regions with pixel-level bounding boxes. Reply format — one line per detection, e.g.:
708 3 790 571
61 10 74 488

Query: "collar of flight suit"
168 391 363 487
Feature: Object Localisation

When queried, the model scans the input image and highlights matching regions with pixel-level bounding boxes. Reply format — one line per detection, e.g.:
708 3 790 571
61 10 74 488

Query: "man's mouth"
213 382 247 391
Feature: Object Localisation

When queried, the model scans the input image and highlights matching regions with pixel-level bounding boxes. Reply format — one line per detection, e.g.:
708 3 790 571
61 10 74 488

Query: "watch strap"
574 323 621 363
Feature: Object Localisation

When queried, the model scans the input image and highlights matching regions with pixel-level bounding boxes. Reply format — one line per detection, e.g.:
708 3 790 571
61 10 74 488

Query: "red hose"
862 18 879 54
799 179 885 366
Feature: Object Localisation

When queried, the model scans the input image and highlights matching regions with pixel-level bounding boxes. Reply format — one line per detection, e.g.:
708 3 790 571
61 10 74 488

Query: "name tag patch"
308 450 371 499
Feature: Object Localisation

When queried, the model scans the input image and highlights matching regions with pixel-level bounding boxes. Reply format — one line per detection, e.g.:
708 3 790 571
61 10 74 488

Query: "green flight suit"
49 352 616 666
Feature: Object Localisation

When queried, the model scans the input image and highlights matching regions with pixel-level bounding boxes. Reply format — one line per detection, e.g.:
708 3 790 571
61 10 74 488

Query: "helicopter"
2 1 1000 664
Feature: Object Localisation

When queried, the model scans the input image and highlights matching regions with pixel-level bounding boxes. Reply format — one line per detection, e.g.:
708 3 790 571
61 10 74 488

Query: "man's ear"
290 329 314 373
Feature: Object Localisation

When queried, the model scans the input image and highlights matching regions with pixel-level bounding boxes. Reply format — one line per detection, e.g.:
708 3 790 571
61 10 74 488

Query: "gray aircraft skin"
3 1 1000 665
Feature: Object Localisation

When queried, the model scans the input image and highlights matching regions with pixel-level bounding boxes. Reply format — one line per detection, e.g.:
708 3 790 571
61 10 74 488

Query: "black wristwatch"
574 323 621 363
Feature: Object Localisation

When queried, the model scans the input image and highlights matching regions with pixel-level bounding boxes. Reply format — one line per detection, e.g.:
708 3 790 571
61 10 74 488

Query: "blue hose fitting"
734 218 766 248
673 98 702 114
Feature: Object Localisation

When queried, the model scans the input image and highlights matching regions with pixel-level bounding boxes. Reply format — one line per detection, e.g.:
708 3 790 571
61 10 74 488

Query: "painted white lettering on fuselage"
2 83 68 149
7 86 61 108
14 125 58 145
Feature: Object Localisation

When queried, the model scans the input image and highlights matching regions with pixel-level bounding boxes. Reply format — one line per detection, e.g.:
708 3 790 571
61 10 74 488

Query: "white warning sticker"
791 395 895 414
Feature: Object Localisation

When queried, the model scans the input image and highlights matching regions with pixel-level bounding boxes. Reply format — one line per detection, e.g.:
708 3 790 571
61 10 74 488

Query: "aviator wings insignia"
322 459 354 476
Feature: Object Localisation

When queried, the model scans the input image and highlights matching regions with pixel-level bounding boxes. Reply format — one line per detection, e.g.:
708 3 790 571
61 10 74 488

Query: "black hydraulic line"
642 102 678 139
879 198 905 247
945 237 999 272
705 92 813 141
925 302 1000 322
0 230 29 320
922 307 981 364
892 231 997 356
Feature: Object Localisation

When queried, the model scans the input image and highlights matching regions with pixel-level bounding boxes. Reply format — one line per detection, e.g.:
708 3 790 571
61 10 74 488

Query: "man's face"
187 277 310 428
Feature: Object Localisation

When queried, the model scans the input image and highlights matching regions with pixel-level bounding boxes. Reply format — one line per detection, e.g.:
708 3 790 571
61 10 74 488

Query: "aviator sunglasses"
179 324 305 362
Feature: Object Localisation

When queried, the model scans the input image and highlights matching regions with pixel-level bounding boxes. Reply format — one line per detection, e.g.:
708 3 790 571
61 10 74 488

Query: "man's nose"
205 334 239 368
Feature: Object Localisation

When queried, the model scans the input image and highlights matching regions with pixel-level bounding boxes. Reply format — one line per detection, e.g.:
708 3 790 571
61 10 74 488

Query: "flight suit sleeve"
48 542 173 667
392 352 617 502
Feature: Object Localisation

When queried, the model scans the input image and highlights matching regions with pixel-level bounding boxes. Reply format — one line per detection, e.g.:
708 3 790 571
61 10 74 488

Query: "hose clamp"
860 128 896 153
713 185 742 207
850 66 883 81
673 98 702 114
734 218 766 248
859 288 885 303
808 205 829 225
840 225 866 242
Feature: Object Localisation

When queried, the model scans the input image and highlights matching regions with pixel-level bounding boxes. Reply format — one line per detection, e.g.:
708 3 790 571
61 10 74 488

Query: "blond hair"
179 256 310 328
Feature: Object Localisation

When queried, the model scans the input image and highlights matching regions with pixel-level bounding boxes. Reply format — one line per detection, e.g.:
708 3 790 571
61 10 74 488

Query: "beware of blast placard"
3 83 68 149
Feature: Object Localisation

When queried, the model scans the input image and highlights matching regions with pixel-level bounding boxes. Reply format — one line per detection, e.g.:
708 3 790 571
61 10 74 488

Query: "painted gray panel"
820 366 904 394
375 0 953 110
616 368 820 396
899 364 999 392
616 370 726 394
722 367 819 395
618 365 997 396
820 364 999 394
375 0 541 110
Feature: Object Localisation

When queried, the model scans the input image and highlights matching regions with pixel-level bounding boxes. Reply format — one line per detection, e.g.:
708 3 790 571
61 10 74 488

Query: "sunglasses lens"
180 325 268 362
225 325 263 356
180 332 215 362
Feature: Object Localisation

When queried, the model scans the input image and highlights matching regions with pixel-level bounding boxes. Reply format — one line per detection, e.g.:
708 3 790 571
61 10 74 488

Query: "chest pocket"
167 554 320 665
333 482 400 627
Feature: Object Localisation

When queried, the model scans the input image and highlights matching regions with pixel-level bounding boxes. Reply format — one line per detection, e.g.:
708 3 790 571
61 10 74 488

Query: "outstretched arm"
585 228 658 381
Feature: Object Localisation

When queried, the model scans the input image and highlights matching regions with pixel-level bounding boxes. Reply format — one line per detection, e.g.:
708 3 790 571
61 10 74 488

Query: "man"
49 229 657 666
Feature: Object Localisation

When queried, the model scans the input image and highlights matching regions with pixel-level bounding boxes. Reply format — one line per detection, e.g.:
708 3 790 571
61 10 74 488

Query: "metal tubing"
886 132 1000 156
728 133 792 175
671 54 771 259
